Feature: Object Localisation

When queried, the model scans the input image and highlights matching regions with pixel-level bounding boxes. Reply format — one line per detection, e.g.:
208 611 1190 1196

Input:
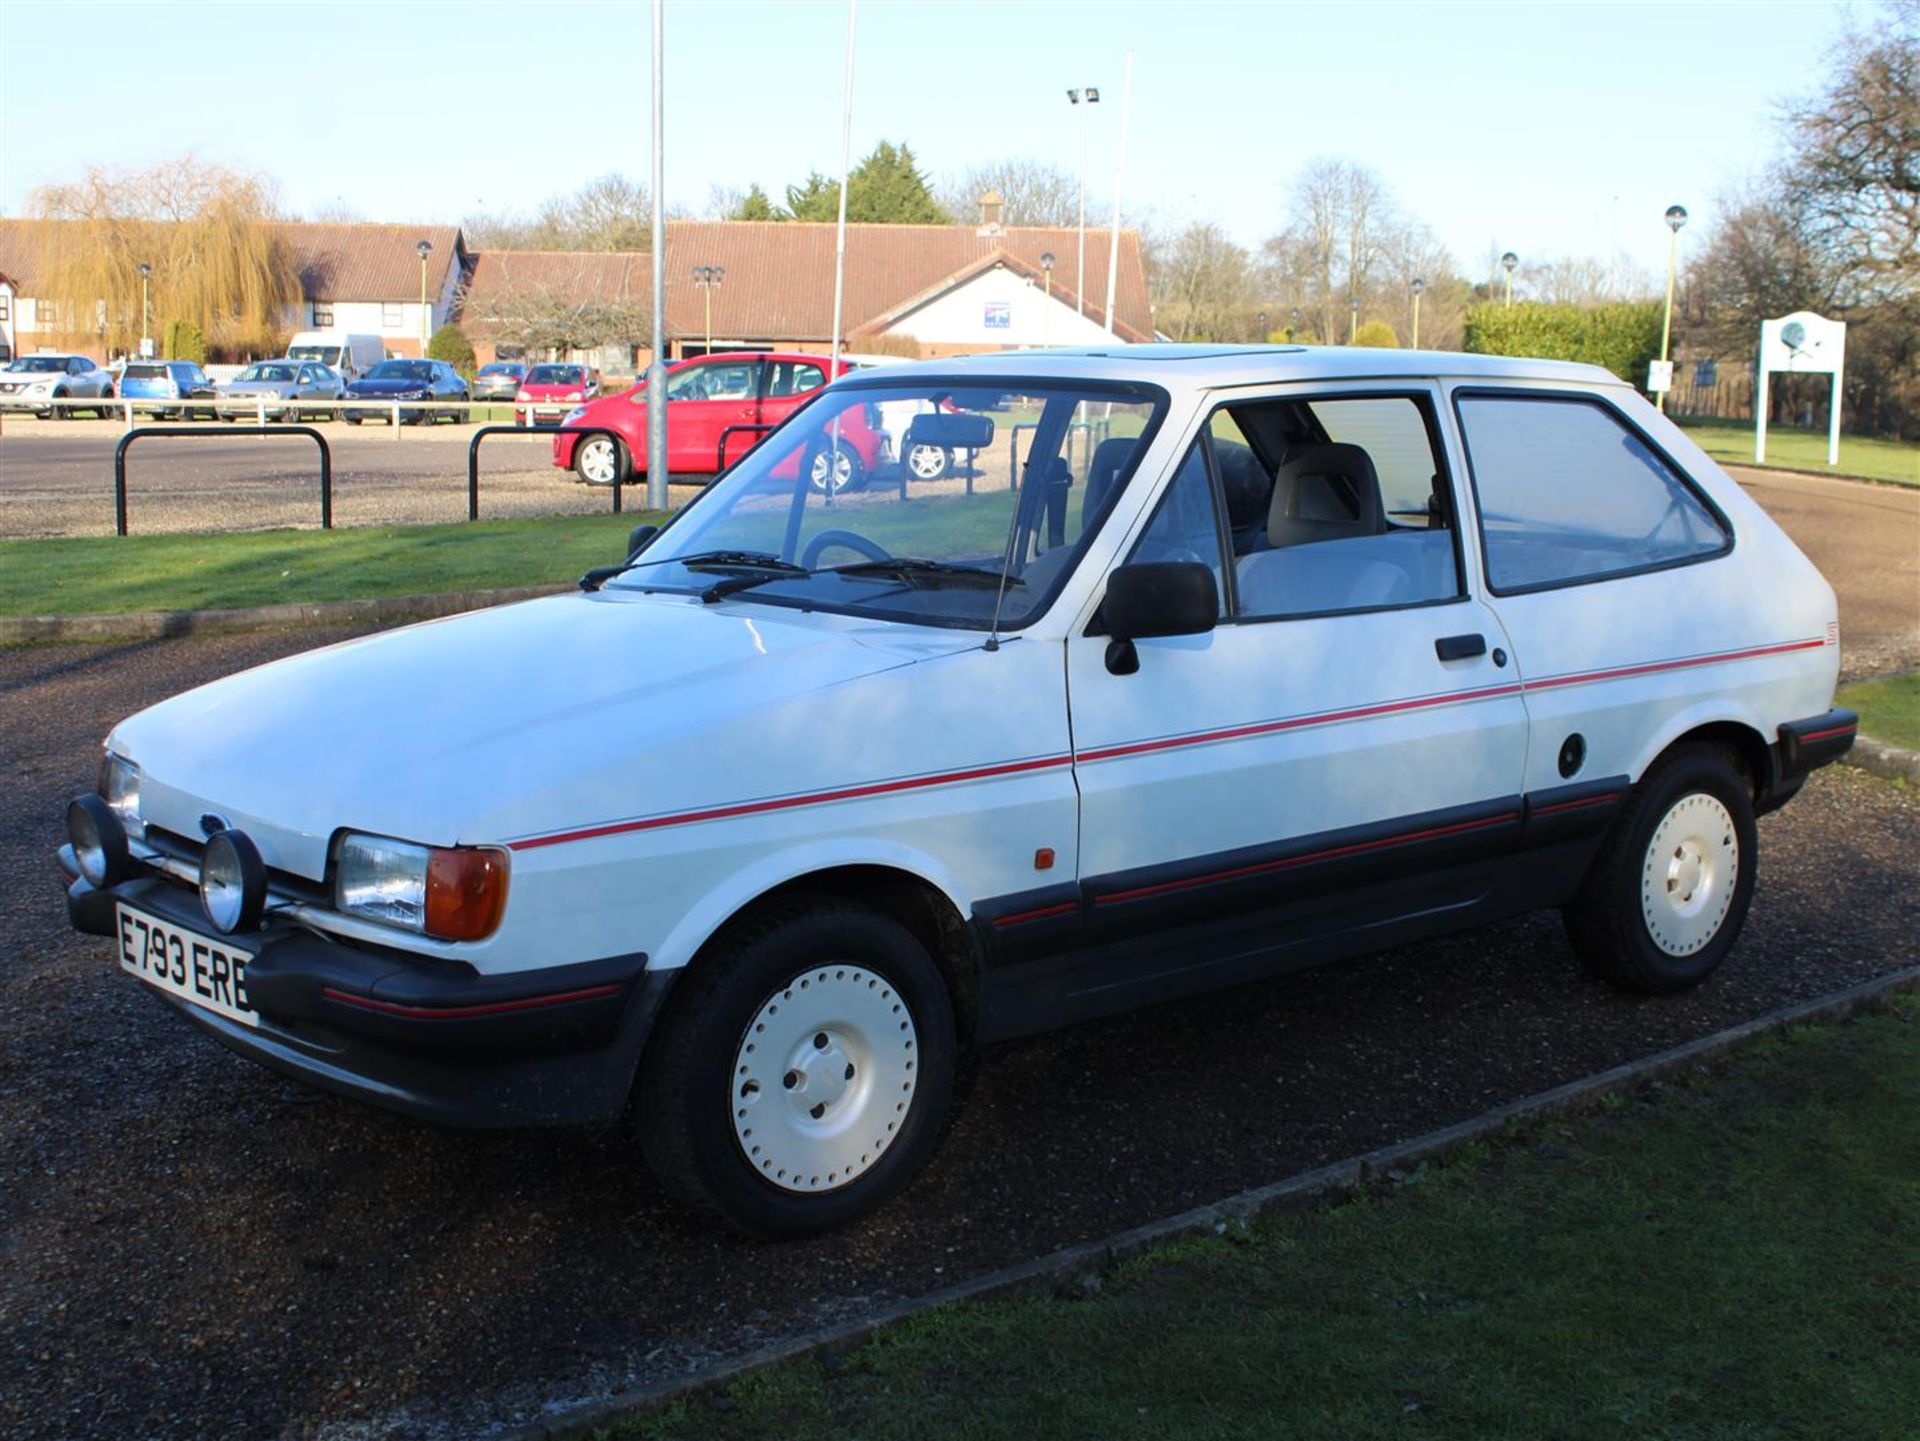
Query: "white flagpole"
646 0 669 510
1103 49 1132 336
828 0 857 371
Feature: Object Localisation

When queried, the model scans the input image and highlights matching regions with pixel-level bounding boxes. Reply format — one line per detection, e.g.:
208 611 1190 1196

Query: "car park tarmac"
1 624 1915 1441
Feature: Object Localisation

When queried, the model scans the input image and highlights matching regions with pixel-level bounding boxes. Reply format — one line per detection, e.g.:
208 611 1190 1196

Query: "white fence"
0 395 571 437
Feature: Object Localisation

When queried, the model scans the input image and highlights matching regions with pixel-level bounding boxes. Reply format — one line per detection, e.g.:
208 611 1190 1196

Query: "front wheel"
637 900 955 1236
904 441 951 482
1563 744 1757 994
573 434 629 487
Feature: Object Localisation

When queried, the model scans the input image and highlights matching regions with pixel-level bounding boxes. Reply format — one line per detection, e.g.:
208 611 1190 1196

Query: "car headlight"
334 832 509 941
516 391 532 402
565 391 582 401
100 753 142 836
562 407 588 426
26 381 53 395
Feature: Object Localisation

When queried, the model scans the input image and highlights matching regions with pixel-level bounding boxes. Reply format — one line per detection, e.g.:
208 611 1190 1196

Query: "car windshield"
237 364 296 382
607 378 1166 631
365 360 434 381
526 365 584 384
10 357 71 373
288 345 342 366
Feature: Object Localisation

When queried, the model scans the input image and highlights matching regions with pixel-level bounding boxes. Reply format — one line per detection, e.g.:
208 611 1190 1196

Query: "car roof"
833 343 1623 392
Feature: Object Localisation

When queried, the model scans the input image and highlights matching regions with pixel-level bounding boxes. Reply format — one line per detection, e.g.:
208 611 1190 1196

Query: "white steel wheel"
730 965 918 1193
574 436 624 486
905 442 950 482
1638 792 1738 957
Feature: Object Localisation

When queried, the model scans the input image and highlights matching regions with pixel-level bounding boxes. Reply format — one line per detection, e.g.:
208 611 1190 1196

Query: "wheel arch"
1632 707 1775 800
651 853 979 1041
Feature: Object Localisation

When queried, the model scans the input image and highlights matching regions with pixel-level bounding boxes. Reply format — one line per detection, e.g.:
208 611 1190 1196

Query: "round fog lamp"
200 829 266 935
67 794 130 888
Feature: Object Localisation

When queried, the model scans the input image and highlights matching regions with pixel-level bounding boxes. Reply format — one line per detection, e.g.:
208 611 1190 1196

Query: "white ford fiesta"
62 345 1856 1234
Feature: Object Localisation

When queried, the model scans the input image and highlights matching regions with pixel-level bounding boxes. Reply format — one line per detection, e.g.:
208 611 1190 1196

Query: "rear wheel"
637 899 955 1236
807 441 865 496
1563 744 1757 994
905 441 951 482
573 434 629 487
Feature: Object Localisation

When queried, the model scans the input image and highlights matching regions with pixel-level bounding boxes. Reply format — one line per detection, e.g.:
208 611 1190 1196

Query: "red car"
553 352 888 493
516 363 600 426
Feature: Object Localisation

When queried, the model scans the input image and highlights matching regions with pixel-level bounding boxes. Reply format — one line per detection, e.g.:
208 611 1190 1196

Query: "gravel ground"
1 626 1916 1440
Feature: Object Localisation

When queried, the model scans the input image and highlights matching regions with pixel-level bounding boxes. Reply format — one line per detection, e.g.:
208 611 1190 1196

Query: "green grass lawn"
1677 417 1920 486
0 512 666 616
616 997 1920 1441
1838 673 1920 752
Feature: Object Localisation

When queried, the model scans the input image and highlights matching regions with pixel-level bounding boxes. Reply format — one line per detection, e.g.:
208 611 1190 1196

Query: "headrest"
1268 443 1385 549
1082 437 1137 523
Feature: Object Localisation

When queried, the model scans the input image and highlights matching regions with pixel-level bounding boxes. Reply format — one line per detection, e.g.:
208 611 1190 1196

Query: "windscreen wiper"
826 558 1023 589
580 548 805 593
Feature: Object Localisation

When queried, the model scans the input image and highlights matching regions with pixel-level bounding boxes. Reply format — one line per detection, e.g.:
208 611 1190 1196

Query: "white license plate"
116 903 259 1029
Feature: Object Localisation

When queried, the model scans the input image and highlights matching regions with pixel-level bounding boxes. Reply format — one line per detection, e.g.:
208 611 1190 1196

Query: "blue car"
119 360 219 420
340 359 469 425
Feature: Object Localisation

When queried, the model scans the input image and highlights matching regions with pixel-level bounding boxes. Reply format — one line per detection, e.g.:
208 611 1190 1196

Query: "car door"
1062 383 1532 995
666 358 764 473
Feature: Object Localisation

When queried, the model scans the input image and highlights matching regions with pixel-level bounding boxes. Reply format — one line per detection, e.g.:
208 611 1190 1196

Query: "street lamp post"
691 265 724 355
137 262 151 356
1039 252 1055 344
1067 86 1099 318
1657 204 1688 413
1501 251 1518 308
1257 310 1267 343
416 239 433 355
1348 296 1360 344
1410 277 1425 349
1288 306 1300 343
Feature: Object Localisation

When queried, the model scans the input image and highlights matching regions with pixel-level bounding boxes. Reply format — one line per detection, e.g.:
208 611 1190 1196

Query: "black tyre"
573 433 630 487
637 899 956 1237
1563 744 1757 994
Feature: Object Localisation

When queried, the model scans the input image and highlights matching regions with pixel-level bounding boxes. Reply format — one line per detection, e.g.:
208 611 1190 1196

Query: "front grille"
143 824 331 906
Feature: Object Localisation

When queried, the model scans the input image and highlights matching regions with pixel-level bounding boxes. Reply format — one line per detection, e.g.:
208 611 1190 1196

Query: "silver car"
219 360 347 421
0 354 117 417
471 361 530 403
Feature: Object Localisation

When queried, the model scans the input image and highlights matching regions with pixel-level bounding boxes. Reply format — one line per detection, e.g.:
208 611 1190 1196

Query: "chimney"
977 190 1004 234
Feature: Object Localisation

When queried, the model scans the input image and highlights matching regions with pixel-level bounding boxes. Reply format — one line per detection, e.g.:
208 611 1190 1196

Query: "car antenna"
981 457 1028 653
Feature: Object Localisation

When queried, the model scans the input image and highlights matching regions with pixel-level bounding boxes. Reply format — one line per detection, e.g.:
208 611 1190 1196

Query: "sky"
0 0 1858 281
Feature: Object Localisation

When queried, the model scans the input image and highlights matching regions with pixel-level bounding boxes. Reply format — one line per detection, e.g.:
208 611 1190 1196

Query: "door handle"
1434 632 1487 661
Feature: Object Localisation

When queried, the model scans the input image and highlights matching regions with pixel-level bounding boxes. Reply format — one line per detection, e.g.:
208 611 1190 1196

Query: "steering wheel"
801 529 891 568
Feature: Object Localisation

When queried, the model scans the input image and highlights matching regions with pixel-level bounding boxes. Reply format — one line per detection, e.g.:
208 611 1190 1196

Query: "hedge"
427 324 477 378
161 319 207 364
1463 301 1662 386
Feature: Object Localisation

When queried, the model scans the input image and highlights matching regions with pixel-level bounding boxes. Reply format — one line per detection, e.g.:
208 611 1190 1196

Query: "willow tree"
28 157 301 357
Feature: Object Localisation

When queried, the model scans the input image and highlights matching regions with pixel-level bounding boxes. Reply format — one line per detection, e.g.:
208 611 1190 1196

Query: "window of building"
312 303 334 328
1455 394 1729 593
381 302 403 329
0 293 11 321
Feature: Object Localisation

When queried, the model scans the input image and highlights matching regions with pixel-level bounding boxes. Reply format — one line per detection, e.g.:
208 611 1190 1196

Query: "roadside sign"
984 302 1011 330
1647 360 1674 393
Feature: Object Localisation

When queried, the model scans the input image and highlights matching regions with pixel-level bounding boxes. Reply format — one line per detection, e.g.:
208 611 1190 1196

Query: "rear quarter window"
1455 393 1729 593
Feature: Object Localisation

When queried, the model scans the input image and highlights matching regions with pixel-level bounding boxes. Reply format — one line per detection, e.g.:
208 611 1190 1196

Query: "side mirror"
1099 562 1218 675
626 523 658 557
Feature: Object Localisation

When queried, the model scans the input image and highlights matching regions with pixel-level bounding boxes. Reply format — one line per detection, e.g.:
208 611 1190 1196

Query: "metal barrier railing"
467 424 637 520
113 425 332 536
717 422 774 471
2 395 583 434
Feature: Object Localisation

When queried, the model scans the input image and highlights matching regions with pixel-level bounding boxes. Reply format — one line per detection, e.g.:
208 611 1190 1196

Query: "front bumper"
63 861 673 1128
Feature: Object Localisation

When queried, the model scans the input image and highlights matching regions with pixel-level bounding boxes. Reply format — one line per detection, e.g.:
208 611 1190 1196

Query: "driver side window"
1126 438 1228 618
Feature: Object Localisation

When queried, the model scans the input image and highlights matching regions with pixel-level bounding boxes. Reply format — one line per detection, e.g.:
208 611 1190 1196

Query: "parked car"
119 360 218 420
472 360 530 403
552 351 886 492
340 359 469 425
60 345 1854 1237
219 360 347 421
515 362 601 426
286 331 386 383
0 353 116 417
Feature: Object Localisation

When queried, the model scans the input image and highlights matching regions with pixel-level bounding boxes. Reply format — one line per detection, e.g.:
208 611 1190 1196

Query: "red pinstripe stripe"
321 983 621 1020
1797 724 1855 744
1531 792 1624 817
1095 811 1520 906
507 753 1073 851
501 637 1825 851
992 901 1079 928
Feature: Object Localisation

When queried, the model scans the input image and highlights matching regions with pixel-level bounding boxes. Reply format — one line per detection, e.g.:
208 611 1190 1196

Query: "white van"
285 331 385 382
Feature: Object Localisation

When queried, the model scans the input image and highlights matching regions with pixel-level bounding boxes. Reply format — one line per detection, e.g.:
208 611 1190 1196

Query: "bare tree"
1147 221 1255 341
937 159 1082 227
462 285 652 357
464 173 653 252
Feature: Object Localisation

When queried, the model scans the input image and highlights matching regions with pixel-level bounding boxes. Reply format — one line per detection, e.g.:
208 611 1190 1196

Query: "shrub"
1352 319 1400 349
427 324 477 378
1463 301 1663 386
855 333 922 359
161 319 207 364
